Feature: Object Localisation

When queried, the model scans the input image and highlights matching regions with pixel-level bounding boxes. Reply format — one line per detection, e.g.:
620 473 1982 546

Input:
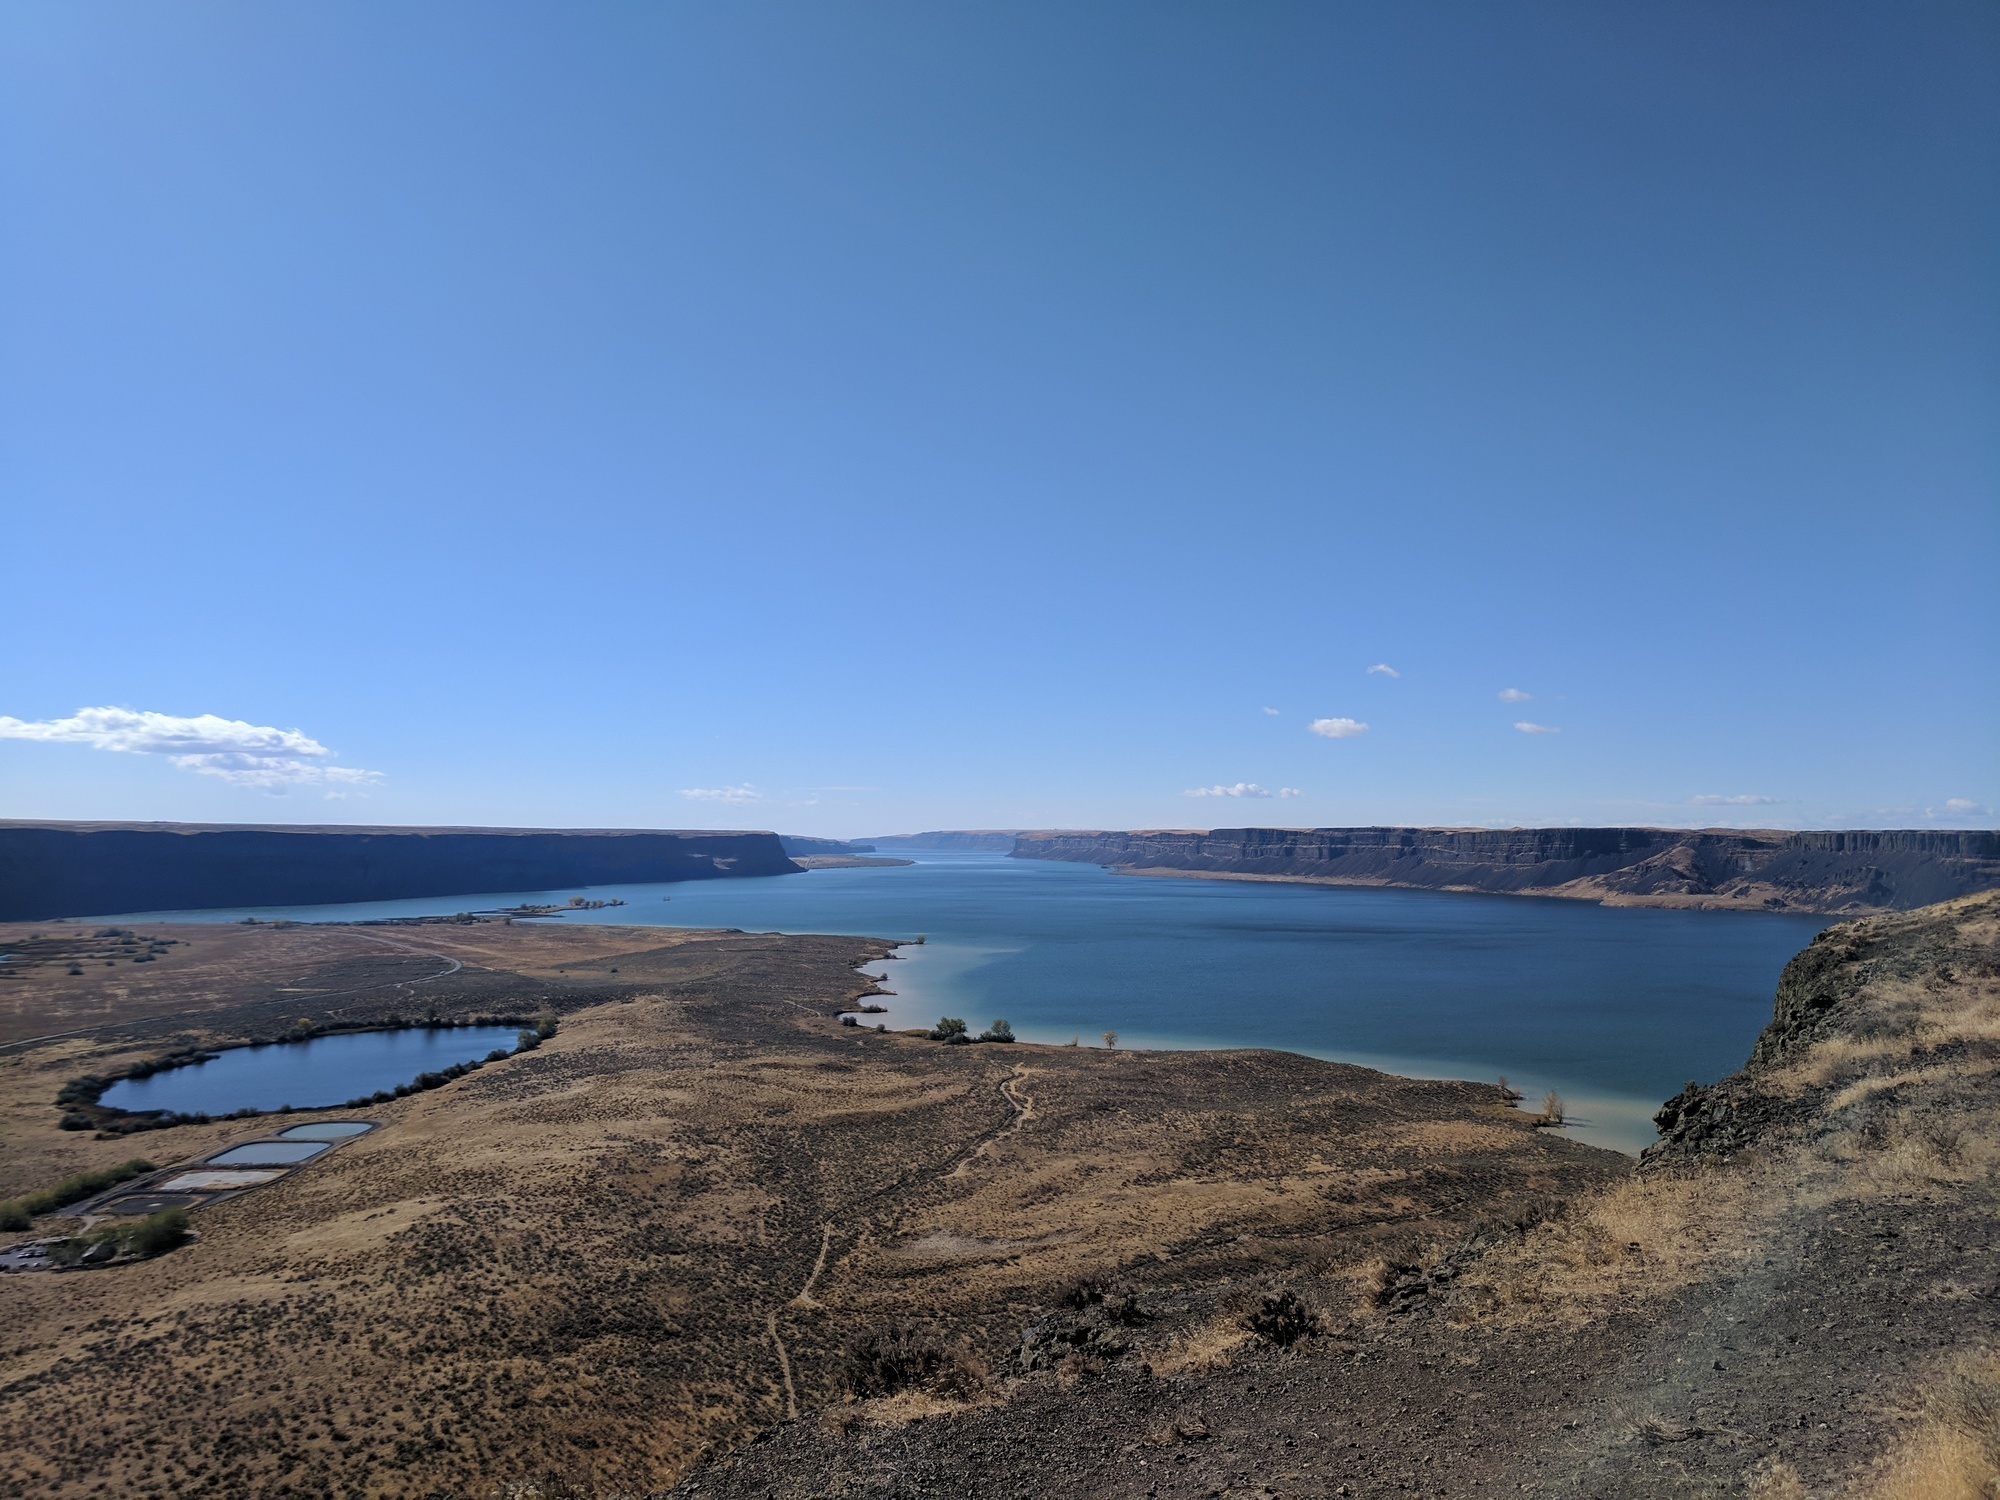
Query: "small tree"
1101 1030 1118 1050
1541 1090 1566 1125
980 1019 1015 1043
929 1017 969 1041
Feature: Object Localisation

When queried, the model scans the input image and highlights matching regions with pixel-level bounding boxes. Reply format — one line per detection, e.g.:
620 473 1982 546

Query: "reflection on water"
112 852 1825 1154
100 1025 521 1116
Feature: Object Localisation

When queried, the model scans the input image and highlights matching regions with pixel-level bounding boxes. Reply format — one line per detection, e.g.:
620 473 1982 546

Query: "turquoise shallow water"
111 851 1827 1152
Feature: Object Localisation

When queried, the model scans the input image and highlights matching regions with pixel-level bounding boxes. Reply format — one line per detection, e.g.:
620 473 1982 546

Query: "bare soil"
0 917 1617 1500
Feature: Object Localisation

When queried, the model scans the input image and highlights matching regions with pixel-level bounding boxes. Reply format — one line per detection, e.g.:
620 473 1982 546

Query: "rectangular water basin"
277 1121 376 1140
158 1170 286 1190
206 1141 329 1166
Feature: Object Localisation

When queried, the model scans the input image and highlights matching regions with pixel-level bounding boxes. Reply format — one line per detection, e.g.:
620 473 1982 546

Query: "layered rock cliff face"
1009 825 2000 914
0 821 802 922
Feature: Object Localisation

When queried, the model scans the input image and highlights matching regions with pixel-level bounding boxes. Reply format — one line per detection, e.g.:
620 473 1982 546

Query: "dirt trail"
789 1222 835 1309
948 1063 1035 1177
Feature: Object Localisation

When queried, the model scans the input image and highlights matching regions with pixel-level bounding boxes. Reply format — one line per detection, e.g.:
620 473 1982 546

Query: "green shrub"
981 1019 1015 1042
124 1208 190 1257
928 1017 968 1041
0 1158 155 1224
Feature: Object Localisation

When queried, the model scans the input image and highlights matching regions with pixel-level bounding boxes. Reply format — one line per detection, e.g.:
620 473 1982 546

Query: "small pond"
100 1026 522 1116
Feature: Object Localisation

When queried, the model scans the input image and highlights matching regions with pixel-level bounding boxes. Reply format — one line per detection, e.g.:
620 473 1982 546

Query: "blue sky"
2 2 1994 836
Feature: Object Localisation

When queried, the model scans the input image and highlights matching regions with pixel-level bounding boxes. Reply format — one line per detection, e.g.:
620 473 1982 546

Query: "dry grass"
1743 1456 1807 1499
1147 1315 1252 1376
1446 1168 1765 1329
1865 1361 2000 1500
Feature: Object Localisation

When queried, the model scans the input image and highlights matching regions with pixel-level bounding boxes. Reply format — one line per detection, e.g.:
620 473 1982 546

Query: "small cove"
99 1025 521 1116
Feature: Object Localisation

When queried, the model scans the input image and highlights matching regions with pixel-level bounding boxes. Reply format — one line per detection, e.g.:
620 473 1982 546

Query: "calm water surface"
114 852 1827 1152
100 1025 520 1115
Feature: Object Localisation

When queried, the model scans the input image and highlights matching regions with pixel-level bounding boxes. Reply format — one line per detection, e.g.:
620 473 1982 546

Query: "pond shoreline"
65 1015 553 1134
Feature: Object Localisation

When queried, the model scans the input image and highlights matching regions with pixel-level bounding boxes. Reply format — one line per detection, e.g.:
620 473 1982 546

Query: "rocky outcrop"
1006 826 2000 915
0 820 803 922
1645 888 2000 1163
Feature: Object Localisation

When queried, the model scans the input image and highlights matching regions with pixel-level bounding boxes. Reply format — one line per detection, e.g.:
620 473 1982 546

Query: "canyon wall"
1008 825 2000 914
0 821 802 922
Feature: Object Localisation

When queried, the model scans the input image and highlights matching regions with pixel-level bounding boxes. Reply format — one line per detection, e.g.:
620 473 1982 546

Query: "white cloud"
1945 798 1979 812
1513 721 1559 735
678 784 765 804
0 706 381 791
1308 717 1369 739
1261 706 1280 715
1184 782 1277 798
1366 664 1399 678
1692 794 1779 807
1278 787 1302 798
1498 688 1532 703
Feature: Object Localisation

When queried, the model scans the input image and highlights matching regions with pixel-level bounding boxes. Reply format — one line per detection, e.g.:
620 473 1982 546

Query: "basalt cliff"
1008 825 2000 914
0 820 802 922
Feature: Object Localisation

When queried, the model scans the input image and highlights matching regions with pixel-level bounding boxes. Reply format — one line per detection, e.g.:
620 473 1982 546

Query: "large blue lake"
117 850 1827 1152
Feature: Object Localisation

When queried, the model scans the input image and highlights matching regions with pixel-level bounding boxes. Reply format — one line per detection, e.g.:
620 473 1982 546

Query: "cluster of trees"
46 1207 190 1266
513 1015 559 1052
927 1017 1015 1044
0 1157 155 1231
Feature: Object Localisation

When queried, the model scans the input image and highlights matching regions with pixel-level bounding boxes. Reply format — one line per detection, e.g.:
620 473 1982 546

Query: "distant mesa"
874 826 2000 916
0 821 803 923
776 835 876 856
865 831 1024 852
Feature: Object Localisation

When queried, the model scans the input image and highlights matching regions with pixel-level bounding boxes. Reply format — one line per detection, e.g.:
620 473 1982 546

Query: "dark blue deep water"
100 1025 521 1115
116 851 1827 1152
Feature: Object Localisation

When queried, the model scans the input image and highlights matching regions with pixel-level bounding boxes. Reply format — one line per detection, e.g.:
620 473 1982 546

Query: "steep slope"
1010 825 2000 914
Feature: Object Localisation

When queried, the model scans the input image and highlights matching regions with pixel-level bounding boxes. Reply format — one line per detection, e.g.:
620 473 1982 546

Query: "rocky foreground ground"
0 894 1992 1498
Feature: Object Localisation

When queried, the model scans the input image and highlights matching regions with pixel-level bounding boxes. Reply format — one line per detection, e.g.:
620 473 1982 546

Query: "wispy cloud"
1692 794 1779 807
1366 664 1399 678
1183 783 1301 799
1261 706 1280 715
1513 721 1559 735
1498 688 1531 703
678 784 765 804
0 706 380 791
1931 798 1992 821
1308 717 1368 739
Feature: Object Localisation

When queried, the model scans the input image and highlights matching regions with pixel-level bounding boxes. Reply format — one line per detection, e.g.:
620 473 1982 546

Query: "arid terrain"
0 915 1614 1500
2 896 1993 1498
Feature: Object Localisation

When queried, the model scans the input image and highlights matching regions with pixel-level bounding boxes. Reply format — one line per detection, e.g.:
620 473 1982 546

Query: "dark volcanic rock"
0 820 803 921
1008 825 2000 914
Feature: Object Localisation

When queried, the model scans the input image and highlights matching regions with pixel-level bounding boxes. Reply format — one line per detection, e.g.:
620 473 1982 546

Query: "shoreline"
1104 862 1843 913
